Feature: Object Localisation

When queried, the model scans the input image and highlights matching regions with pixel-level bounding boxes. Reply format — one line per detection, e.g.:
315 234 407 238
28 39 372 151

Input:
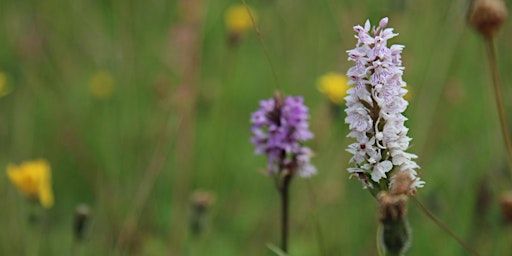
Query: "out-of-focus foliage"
1 0 512 255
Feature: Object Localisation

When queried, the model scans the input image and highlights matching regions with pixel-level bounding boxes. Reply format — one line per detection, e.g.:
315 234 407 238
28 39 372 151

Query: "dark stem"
281 174 292 253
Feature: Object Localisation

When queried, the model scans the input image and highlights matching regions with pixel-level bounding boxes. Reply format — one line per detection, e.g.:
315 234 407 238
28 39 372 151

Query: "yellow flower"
0 72 12 97
317 72 349 104
89 71 115 99
404 85 413 101
224 4 256 34
7 159 54 208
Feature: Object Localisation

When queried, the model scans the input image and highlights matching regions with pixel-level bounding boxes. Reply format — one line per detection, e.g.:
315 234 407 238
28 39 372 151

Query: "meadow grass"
1 0 512 255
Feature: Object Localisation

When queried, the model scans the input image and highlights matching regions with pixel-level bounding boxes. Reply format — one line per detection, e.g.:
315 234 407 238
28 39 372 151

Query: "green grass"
1 0 512 255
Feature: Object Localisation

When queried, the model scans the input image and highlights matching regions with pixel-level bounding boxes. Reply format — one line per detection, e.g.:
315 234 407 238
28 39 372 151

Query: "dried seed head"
73 204 91 241
468 0 508 38
191 190 216 212
190 190 215 235
499 191 512 222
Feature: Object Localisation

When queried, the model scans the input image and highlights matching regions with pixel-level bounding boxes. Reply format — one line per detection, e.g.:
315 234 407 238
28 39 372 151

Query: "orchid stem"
280 174 292 253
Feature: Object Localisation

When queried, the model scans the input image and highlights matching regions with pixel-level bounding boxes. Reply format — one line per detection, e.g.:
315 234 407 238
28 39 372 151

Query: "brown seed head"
499 191 512 222
191 190 216 212
468 0 508 38
74 204 91 241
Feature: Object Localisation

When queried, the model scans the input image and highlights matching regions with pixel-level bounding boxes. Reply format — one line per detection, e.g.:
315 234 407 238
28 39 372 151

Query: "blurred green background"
1 0 512 255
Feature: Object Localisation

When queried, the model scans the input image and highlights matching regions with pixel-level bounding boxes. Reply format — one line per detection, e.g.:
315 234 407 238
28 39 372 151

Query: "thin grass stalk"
241 0 280 90
116 115 180 251
411 197 480 256
306 180 327 256
241 1 288 252
484 37 512 176
168 0 204 252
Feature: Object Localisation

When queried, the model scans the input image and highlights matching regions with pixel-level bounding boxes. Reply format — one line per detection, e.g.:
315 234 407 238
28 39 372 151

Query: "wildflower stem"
280 174 292 253
378 220 409 256
306 180 327 256
484 37 512 176
411 197 480 256
241 0 280 90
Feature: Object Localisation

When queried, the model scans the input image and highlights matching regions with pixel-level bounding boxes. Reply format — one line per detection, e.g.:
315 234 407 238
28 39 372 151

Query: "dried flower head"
191 190 216 211
468 0 508 38
345 17 424 193
190 190 215 235
7 159 54 208
390 171 414 195
317 72 350 105
250 92 316 178
378 191 408 222
500 191 512 222
74 203 91 241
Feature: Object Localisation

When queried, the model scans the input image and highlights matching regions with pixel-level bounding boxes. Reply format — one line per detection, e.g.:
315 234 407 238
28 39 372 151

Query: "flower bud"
73 204 91 242
499 191 512 222
190 190 215 235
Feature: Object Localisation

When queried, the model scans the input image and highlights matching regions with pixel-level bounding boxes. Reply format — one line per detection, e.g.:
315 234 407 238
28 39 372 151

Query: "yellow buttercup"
0 72 11 97
317 72 349 105
7 159 54 208
225 4 256 34
89 71 115 99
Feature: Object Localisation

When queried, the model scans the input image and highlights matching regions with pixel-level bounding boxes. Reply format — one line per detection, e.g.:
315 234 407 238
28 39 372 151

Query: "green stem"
306 180 327 256
485 37 512 177
280 174 292 253
27 204 42 256
378 217 410 256
241 0 280 91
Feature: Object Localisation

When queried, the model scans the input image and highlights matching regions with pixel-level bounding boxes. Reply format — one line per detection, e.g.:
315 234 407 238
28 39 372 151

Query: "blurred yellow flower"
224 4 256 34
89 71 115 99
317 72 349 104
0 72 11 97
404 85 412 101
7 159 54 208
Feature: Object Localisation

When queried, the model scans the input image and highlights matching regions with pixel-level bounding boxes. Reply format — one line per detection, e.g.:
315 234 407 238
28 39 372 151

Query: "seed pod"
73 204 91 241
468 0 508 38
500 192 512 222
